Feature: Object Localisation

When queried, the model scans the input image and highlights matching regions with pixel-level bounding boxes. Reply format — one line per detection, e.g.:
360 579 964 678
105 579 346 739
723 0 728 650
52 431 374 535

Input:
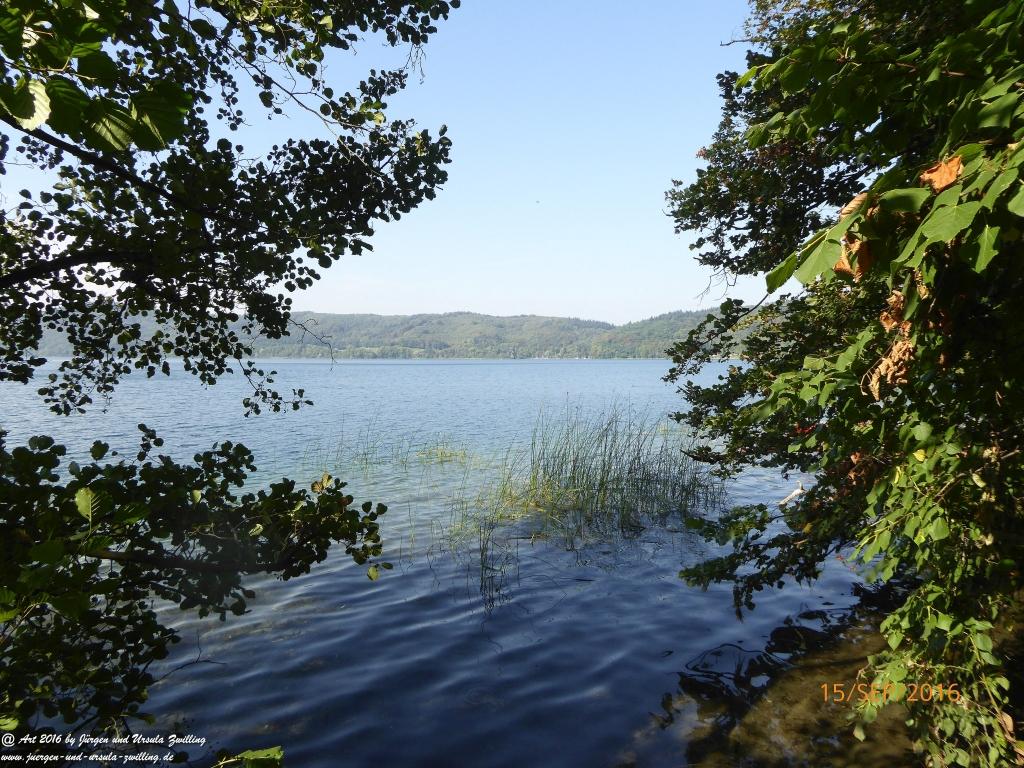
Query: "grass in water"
446 406 722 553
415 439 469 465
303 429 474 476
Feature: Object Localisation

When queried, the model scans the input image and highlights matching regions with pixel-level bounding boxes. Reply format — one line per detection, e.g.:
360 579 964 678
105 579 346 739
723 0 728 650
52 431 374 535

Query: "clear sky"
6 1 767 325
285 0 763 324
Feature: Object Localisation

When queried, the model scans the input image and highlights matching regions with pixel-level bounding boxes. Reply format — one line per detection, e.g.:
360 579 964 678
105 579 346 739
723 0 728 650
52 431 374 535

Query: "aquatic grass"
302 427 476 479
442 406 723 555
300 405 722 579
509 407 716 521
414 437 469 466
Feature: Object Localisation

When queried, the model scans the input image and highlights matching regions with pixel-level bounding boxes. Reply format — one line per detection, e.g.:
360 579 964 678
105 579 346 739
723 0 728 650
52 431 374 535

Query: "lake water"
1 359 872 766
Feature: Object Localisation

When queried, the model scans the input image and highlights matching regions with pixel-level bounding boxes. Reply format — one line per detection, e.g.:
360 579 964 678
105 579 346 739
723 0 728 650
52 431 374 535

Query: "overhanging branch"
89 546 298 575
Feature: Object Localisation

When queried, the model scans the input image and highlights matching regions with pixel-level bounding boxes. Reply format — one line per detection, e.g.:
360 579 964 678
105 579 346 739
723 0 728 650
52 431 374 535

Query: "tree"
0 0 457 754
667 1 1024 765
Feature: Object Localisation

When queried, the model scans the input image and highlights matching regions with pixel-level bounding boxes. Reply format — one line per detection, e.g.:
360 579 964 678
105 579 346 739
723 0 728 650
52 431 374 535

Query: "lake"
1 359 874 766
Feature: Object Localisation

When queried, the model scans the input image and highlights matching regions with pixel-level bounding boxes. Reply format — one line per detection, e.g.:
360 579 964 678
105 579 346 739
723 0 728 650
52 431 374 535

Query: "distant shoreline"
36 309 717 361
32 355 679 363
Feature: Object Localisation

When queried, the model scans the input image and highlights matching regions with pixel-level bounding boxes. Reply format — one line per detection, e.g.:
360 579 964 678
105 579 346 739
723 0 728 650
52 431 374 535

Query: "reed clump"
414 439 469 465
446 407 721 550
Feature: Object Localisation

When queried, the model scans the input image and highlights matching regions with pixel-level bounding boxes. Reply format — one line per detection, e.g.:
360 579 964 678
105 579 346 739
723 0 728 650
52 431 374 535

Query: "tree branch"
0 115 191 210
88 546 296 575
0 248 152 291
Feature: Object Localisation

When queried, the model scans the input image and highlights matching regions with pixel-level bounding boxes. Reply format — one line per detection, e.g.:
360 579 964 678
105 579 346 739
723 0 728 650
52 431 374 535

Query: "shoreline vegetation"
305 405 725 599
35 310 717 361
300 404 723 562
442 407 722 552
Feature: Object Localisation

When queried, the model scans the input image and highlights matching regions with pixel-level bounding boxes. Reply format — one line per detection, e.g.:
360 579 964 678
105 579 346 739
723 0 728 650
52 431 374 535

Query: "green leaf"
766 251 798 292
45 76 90 133
189 18 218 40
954 142 987 162
794 237 841 284
877 529 891 550
779 61 811 94
933 183 964 209
76 51 118 82
2 79 51 131
973 633 993 652
83 100 135 151
50 592 91 619
878 187 931 213
979 69 1024 100
912 422 933 442
929 518 950 541
131 83 191 149
0 717 19 732
977 92 1019 129
1007 185 1024 217
29 540 65 564
919 202 982 242
980 167 1018 209
76 487 96 523
367 565 380 581
235 747 284 768
69 20 111 58
734 66 759 89
974 224 1000 272
0 12 24 58
115 502 148 524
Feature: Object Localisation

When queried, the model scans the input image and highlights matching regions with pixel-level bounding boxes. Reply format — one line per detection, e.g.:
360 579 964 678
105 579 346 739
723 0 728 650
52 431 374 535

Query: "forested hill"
36 310 711 360
250 310 711 359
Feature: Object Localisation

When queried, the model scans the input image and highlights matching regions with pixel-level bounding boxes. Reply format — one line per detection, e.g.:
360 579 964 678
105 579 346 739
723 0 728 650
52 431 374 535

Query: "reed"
444 406 721 552
414 438 469 465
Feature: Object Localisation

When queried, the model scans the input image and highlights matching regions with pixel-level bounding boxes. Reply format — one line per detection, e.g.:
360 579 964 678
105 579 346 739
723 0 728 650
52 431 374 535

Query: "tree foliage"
668 1 1024 764
1 428 385 734
0 0 456 751
1 0 454 414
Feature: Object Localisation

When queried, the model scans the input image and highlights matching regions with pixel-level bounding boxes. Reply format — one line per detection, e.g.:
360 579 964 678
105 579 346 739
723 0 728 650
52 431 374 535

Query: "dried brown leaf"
880 291 906 333
849 239 873 280
834 235 873 281
999 711 1016 738
919 155 963 193
912 269 930 300
864 337 914 400
833 251 855 279
867 368 882 400
840 192 869 219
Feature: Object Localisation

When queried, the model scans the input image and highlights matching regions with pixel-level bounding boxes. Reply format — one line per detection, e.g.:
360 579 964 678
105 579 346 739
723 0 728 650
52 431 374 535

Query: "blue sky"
287 0 763 324
6 1 766 325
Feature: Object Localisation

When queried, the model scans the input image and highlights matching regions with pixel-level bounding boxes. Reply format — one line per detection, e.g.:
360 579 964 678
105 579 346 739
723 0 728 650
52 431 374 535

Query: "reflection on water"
0 360 915 766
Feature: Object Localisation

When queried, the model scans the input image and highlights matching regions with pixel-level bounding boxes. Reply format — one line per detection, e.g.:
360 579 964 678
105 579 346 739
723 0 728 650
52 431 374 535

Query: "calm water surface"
1 359 867 767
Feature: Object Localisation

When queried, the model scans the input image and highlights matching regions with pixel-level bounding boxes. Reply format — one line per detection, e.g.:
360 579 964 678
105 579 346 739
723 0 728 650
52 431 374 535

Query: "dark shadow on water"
618 582 920 768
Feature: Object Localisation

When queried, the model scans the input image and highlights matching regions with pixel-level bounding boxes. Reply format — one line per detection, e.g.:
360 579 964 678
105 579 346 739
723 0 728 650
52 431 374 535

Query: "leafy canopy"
668 1 1024 765
0 0 457 752
1 0 455 414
